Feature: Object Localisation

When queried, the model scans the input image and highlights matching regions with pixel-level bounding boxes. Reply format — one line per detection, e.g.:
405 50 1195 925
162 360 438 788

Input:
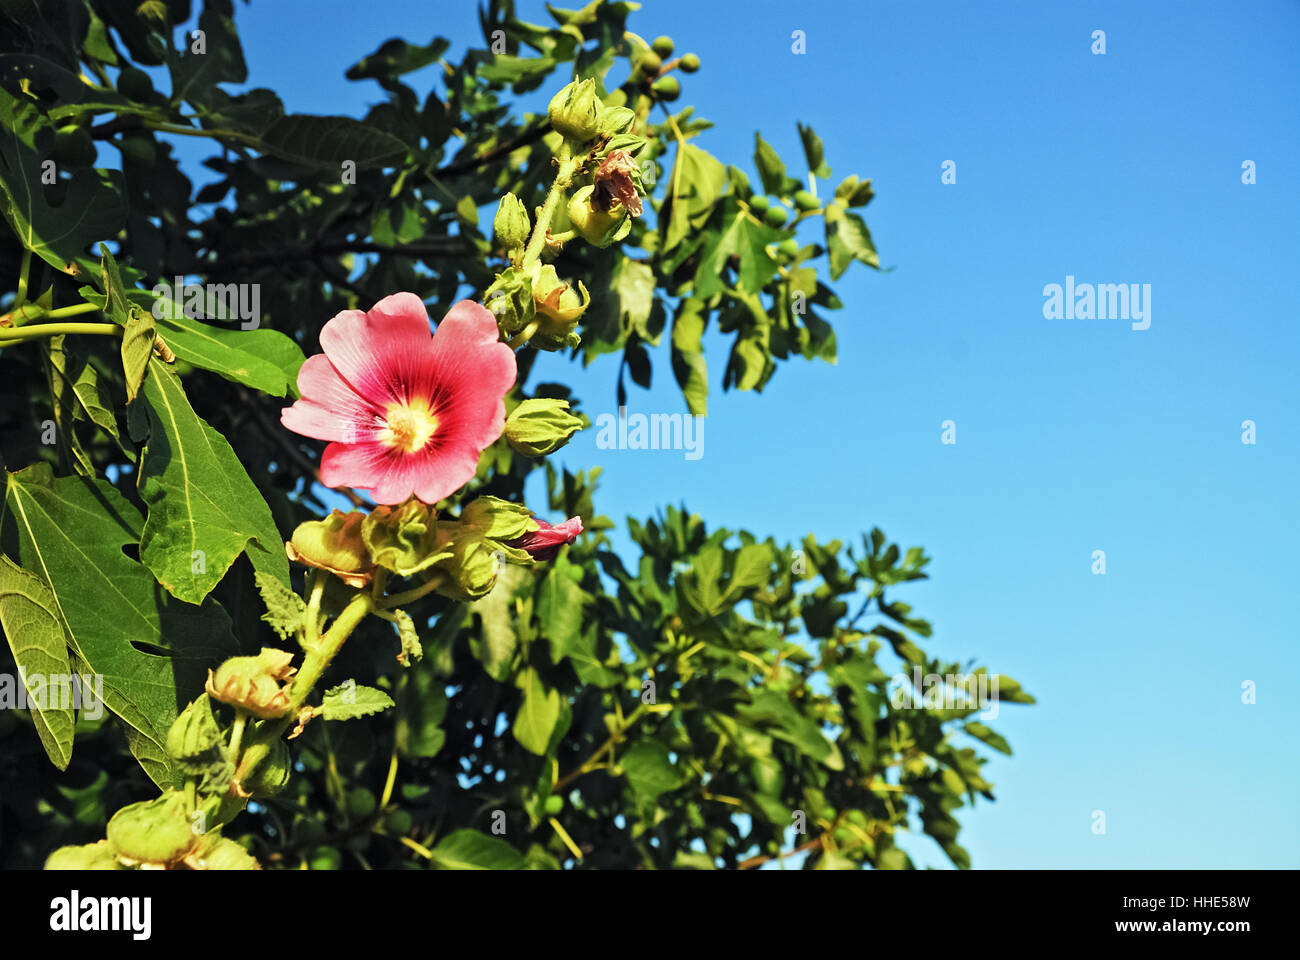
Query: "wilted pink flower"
282 294 516 505
507 516 584 560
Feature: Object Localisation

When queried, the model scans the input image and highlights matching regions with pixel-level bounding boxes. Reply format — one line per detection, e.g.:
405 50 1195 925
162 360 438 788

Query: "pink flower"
507 516 584 560
281 294 516 505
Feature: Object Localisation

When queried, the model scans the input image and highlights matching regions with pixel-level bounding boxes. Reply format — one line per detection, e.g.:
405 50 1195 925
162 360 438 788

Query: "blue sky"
159 0 1298 867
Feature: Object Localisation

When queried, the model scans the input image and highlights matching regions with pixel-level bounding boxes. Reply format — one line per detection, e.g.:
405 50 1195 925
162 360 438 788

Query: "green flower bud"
547 78 601 143
528 262 590 337
242 738 292 798
485 266 537 337
651 76 680 102
777 238 800 258
362 499 449 577
185 834 262 870
504 398 585 457
460 495 538 541
567 184 632 248
205 648 297 720
679 53 701 73
493 192 530 253
750 194 770 211
45 840 123 871
106 791 198 867
651 36 674 58
598 105 637 138
286 509 375 587
793 189 819 211
166 695 222 762
434 530 502 601
637 50 662 75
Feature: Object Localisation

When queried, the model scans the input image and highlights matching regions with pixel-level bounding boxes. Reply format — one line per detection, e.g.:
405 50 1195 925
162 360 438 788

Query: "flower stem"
379 573 446 609
15 249 31 310
521 144 576 268
0 321 119 342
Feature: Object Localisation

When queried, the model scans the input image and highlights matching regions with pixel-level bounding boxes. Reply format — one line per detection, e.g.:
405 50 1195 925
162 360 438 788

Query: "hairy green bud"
504 398 585 457
493 192 530 253
547 78 601 142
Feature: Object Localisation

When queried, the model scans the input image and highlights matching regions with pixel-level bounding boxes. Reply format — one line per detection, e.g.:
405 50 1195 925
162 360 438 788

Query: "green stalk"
521 143 577 268
0 322 119 342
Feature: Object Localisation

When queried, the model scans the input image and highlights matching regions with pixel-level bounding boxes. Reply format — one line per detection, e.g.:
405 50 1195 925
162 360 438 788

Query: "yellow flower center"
379 399 438 454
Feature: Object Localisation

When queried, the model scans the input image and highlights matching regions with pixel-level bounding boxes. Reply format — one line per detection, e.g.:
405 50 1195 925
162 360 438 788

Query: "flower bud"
241 738 292 798
504 398 585 457
485 266 537 337
504 516 584 561
493 192 530 253
286 510 375 587
45 840 123 871
184 834 262 870
679 53 701 73
527 262 590 349
598 105 637 138
460 495 538 541
567 185 632 249
435 530 503 601
106 791 198 867
205 648 297 720
362 499 449 577
166 695 222 762
652 35 674 58
547 78 601 143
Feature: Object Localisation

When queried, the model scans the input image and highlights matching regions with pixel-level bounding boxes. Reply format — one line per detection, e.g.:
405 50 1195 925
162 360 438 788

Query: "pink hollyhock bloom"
507 516 584 560
281 294 516 505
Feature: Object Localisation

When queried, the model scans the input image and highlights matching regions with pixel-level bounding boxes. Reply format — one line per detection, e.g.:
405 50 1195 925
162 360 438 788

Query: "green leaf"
395 666 447 758
964 721 1012 755
512 667 561 756
320 682 395 721
0 89 126 277
0 555 75 770
346 36 451 80
670 299 708 416
79 284 305 398
255 572 305 641
753 132 798 195
737 691 844 770
797 122 831 179
430 829 526 870
2 465 238 788
135 358 290 604
255 114 409 170
539 552 587 661
467 564 528 682
390 608 423 666
826 208 879 279
620 741 683 802
661 143 726 253
692 199 783 298
120 305 156 404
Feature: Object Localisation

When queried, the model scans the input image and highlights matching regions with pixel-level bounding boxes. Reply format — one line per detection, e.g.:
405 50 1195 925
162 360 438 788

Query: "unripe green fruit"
346 787 376 819
793 189 819 211
310 845 341 870
384 809 413 835
543 795 564 815
106 791 197 866
777 238 799 257
117 67 154 100
119 133 157 168
651 76 680 102
749 194 770 211
763 204 789 228
51 127 96 167
652 36 674 58
679 53 700 73
638 50 662 75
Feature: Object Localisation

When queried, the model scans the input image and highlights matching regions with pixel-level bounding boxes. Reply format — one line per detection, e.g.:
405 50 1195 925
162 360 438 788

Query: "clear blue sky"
158 0 1298 868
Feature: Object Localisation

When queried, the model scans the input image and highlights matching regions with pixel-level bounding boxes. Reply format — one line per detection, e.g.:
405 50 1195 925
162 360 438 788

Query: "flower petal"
281 355 383 443
318 293 434 404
